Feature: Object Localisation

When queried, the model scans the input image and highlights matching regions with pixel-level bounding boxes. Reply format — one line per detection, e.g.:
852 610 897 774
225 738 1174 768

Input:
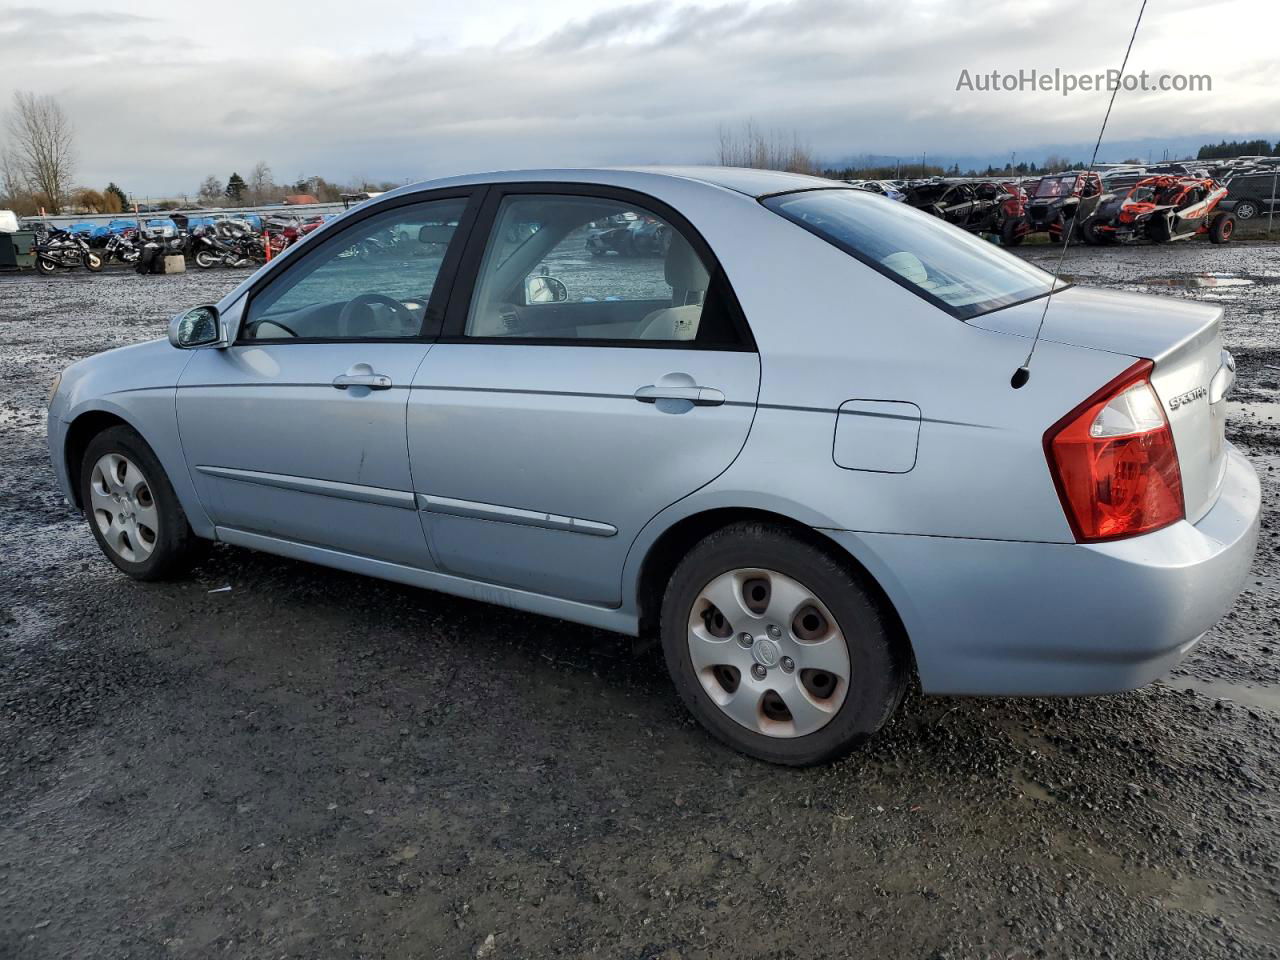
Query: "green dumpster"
0 231 36 269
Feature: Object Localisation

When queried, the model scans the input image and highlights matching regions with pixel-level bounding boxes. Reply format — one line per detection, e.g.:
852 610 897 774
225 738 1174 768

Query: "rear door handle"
332 373 392 390
634 384 725 406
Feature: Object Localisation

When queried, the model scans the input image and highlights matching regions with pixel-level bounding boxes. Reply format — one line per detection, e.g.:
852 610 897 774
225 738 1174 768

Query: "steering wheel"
337 293 415 338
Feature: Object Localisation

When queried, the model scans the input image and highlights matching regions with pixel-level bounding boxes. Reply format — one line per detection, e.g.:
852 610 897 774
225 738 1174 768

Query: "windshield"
1034 176 1077 198
762 189 1057 319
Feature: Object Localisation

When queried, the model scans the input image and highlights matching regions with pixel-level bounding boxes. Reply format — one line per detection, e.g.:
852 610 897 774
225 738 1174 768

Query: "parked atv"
996 182 1030 245
903 180 1013 235
1082 175 1233 245
1002 171 1104 244
585 213 671 257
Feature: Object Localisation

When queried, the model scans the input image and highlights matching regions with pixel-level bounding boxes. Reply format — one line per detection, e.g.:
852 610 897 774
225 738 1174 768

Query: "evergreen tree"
225 172 247 203
104 182 128 211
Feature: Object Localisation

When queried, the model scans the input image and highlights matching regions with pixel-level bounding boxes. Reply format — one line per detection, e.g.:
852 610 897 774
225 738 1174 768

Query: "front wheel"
1079 218 1107 246
194 250 220 269
660 523 908 766
84 252 104 272
1000 217 1025 246
80 425 206 580
1209 212 1235 244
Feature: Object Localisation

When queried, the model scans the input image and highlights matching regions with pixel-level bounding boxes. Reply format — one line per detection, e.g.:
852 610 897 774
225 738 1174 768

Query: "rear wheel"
36 256 57 275
194 250 220 269
660 523 908 766
80 426 206 580
1209 212 1235 244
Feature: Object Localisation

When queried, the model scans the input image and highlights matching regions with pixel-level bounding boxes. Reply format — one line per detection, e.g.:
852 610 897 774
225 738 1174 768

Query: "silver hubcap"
89 453 159 563
687 568 851 738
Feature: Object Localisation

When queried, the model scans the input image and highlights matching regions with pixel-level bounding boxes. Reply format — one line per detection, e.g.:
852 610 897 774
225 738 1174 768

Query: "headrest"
665 234 709 294
419 224 454 245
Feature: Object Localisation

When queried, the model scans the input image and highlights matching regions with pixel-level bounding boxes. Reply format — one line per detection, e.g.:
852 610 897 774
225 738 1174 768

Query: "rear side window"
763 189 1056 320
463 193 743 347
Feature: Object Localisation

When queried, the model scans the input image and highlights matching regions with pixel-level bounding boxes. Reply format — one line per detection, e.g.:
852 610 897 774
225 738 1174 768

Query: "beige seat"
636 236 709 341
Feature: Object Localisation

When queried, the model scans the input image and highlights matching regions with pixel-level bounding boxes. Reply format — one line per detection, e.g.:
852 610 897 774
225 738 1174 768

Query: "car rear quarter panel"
682 203 1134 543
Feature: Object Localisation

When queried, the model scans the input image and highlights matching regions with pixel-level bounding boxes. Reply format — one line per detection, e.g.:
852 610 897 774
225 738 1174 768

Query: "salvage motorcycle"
190 227 265 269
33 229 104 275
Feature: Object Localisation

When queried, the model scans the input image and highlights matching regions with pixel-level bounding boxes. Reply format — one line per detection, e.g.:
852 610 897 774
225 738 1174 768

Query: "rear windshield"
762 189 1057 320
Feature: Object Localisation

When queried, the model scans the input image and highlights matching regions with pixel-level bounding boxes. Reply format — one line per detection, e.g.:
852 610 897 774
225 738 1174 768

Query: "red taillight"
1044 359 1184 543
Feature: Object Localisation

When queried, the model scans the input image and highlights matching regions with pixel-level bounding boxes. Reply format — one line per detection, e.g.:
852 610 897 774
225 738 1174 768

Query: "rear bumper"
827 443 1260 696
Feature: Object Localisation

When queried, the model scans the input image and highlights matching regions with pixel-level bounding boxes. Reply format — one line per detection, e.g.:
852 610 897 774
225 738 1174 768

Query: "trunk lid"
974 285 1231 523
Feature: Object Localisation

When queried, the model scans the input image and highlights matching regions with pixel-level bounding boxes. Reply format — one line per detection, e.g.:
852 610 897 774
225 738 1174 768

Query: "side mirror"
169 305 222 349
524 274 567 305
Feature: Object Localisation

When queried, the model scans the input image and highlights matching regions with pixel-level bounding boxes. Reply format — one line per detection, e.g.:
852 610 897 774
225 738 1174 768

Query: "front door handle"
332 373 392 390
634 384 725 406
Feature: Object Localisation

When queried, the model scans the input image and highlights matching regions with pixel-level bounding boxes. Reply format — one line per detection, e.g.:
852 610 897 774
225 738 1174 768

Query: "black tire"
194 250 220 269
1145 216 1172 244
1079 218 1103 246
1000 217 1024 246
36 256 57 275
659 522 909 766
79 425 207 581
1209 212 1235 244
1232 199 1259 221
84 252 104 272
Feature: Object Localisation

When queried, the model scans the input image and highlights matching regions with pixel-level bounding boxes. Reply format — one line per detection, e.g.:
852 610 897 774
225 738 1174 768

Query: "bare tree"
6 91 76 213
248 160 274 204
0 150 24 207
716 121 816 174
197 175 224 206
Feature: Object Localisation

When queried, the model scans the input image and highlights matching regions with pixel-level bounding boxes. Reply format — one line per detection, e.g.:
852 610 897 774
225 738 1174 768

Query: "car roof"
391 166 843 200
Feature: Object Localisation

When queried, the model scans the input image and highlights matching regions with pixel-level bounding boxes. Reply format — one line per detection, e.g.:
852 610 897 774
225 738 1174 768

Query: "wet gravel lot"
2 245 1278 960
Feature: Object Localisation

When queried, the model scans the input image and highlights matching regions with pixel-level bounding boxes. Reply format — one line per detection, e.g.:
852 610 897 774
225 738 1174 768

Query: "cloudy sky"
1 0 1274 197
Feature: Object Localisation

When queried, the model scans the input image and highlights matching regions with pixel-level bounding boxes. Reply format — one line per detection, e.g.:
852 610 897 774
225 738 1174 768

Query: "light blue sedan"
46 168 1260 764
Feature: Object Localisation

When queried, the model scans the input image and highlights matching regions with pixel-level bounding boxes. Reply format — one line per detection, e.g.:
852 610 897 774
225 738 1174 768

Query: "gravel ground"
1 246 1278 960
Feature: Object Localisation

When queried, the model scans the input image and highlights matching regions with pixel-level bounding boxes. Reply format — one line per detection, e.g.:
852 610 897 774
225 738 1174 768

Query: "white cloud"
0 0 1272 195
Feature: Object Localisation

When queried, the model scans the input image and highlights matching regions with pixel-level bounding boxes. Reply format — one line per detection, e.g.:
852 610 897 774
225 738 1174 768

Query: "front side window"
242 196 467 340
763 188 1056 319
464 194 741 346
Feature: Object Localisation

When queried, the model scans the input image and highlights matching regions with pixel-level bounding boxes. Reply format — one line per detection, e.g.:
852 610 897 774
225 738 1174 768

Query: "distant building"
282 194 319 205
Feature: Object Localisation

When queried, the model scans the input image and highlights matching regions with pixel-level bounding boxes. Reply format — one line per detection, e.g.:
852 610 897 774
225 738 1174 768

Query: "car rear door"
176 191 477 567
407 185 760 606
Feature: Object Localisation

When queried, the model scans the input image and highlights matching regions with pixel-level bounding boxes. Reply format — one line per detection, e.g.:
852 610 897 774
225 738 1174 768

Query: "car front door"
407 187 760 606
176 192 475 566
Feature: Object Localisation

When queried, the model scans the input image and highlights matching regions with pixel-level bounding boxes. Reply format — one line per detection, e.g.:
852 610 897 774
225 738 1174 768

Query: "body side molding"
195 465 417 509
417 493 618 537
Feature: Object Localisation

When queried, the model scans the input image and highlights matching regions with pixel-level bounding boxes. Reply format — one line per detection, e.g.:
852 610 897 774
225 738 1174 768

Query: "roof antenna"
1011 0 1148 389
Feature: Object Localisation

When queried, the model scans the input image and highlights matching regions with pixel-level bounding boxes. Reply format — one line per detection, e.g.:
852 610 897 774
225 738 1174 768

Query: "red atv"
1082 175 1233 245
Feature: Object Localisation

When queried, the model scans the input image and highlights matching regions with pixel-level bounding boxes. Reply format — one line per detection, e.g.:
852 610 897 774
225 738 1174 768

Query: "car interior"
464 197 738 345
238 196 742 346
240 212 464 341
